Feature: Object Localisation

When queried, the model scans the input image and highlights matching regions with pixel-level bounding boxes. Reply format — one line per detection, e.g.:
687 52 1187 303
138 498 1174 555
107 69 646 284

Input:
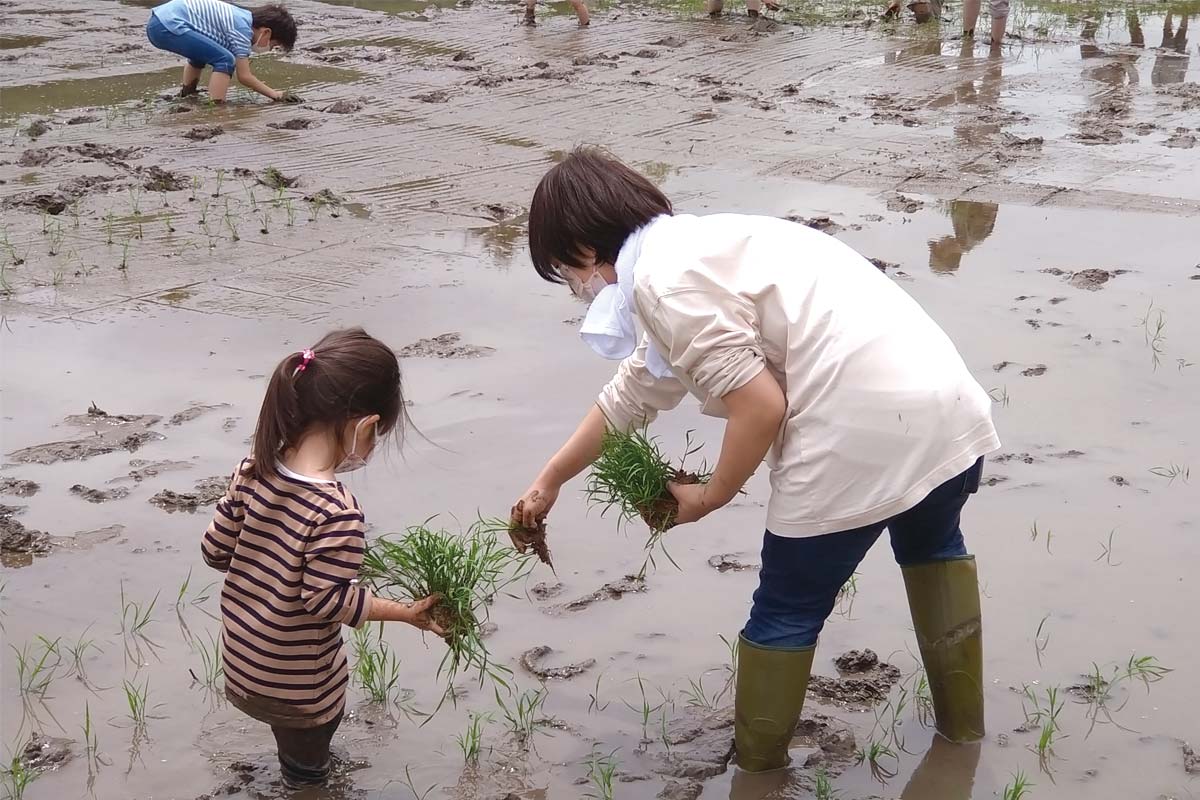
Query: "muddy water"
2 0 1199 799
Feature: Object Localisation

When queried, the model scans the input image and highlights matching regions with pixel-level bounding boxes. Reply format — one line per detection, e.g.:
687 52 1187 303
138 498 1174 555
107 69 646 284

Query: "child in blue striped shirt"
146 1 302 104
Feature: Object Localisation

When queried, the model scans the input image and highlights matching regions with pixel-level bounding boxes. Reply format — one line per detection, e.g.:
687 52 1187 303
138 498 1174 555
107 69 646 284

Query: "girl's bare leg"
706 0 724 16
207 71 231 102
989 13 1007 45
747 0 762 15
524 0 536 25
962 0 981 34
569 0 589 25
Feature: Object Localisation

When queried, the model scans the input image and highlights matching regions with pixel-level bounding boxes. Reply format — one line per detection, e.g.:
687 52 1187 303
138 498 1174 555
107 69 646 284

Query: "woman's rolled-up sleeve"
596 337 688 431
650 289 765 400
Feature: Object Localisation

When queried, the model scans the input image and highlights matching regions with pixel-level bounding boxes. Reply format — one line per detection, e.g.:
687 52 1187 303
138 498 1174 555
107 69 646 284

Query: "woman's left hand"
668 481 719 526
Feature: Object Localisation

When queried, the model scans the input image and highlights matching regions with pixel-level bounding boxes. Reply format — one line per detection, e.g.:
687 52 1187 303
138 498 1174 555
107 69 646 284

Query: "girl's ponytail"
247 351 304 480
244 329 404 481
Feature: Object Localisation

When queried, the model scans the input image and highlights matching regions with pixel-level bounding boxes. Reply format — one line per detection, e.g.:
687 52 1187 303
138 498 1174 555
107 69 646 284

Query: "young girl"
145 0 303 103
514 149 998 773
201 328 442 788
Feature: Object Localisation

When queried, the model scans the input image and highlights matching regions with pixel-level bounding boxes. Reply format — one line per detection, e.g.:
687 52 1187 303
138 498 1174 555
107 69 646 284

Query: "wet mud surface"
2 0 1198 799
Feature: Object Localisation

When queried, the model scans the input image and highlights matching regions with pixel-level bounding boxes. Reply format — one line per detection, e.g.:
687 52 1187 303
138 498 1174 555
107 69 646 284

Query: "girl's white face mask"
252 32 272 54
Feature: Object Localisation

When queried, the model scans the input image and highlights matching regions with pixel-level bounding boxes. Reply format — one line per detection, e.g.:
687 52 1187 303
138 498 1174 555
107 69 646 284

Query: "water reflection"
899 734 982 799
1152 13 1191 85
928 200 998 273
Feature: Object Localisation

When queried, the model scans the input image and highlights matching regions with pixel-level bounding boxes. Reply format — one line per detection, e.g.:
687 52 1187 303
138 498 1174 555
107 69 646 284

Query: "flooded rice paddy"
1 0 1198 798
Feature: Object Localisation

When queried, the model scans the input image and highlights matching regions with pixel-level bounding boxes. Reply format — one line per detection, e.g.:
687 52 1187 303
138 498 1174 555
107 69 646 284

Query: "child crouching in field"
201 328 442 788
146 0 303 103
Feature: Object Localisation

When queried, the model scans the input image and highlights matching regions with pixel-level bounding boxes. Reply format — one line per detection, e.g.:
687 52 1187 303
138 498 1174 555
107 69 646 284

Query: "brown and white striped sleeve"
201 461 247 572
300 510 374 628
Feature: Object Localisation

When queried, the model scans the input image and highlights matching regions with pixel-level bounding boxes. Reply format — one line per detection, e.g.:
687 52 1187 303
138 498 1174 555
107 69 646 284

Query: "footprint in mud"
2 191 70 215
519 645 595 680
183 125 224 142
167 403 231 427
0 478 40 498
266 117 321 131
149 476 227 513
6 406 164 466
397 333 494 359
550 575 646 614
69 484 131 504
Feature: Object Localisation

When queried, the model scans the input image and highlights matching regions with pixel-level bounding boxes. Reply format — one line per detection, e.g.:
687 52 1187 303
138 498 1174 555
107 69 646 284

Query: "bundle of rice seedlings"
361 520 531 704
585 426 709 571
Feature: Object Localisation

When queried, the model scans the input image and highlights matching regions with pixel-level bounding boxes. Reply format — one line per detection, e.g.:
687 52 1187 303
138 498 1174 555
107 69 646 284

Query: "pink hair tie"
292 348 315 377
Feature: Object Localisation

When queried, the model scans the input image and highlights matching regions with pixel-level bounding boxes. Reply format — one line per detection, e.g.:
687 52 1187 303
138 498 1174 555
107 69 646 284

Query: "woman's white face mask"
563 265 609 304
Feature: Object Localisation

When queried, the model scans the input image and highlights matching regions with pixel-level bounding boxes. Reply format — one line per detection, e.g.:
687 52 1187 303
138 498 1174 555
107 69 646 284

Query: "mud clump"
651 35 687 48
397 333 494 359
1068 268 1114 291
1184 742 1199 774
59 175 118 198
7 408 164 465
19 143 139 168
70 484 131 504
66 115 99 125
530 581 564 600
887 194 924 214
167 403 231 427
149 476 226 512
322 99 363 114
468 73 513 88
0 478 40 498
267 117 320 130
184 125 224 141
1021 365 1047 377
707 553 759 573
809 652 901 706
786 215 842 233
1003 133 1043 149
1164 129 1197 149
476 202 521 221
3 191 69 215
1110 475 1130 487
257 168 299 190
869 257 901 273
1 504 53 564
556 575 646 613
834 648 880 673
24 119 52 139
520 645 595 680
139 165 189 193
412 89 451 104
711 90 733 102
654 709 736 784
1069 124 1122 145
17 734 74 773
110 42 142 54
122 459 193 482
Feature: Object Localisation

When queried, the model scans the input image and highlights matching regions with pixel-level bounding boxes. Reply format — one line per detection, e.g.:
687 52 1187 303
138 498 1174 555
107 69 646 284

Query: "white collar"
578 217 673 378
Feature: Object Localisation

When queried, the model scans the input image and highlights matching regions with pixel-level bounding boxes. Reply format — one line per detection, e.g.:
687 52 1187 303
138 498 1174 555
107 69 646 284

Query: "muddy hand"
407 594 447 638
667 480 711 526
275 90 304 104
513 485 558 531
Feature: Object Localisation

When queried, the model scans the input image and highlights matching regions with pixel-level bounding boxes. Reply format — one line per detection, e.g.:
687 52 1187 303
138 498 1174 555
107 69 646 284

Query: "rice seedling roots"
508 498 553 569
637 470 702 532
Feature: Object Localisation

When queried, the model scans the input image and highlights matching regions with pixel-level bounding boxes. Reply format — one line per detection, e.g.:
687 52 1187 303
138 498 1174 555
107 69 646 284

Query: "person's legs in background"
736 524 885 771
270 711 343 789
888 458 986 743
988 0 1009 47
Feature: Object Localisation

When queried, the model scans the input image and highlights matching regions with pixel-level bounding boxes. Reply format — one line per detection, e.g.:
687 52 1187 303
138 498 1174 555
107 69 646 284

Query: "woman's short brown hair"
527 147 673 284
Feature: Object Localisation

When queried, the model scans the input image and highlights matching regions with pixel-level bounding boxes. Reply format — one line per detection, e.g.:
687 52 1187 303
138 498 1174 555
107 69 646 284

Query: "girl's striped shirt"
201 458 374 728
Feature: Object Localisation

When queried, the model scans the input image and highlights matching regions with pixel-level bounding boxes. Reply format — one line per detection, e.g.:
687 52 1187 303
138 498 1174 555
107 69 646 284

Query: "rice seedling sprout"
585 747 620 800
456 711 491 764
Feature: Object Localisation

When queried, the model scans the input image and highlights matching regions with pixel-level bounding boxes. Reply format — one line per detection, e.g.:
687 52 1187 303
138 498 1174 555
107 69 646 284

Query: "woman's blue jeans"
145 14 236 76
743 458 984 648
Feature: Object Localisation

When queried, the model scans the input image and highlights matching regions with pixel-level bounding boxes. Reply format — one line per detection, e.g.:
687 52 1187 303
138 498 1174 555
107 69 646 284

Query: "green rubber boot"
733 635 815 772
902 556 985 743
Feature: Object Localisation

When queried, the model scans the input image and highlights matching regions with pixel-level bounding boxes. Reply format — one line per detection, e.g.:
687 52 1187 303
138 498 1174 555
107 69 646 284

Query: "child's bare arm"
365 594 446 636
233 57 281 100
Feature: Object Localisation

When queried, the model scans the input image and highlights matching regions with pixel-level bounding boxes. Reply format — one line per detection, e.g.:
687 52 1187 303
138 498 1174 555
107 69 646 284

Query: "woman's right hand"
512 483 560 530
